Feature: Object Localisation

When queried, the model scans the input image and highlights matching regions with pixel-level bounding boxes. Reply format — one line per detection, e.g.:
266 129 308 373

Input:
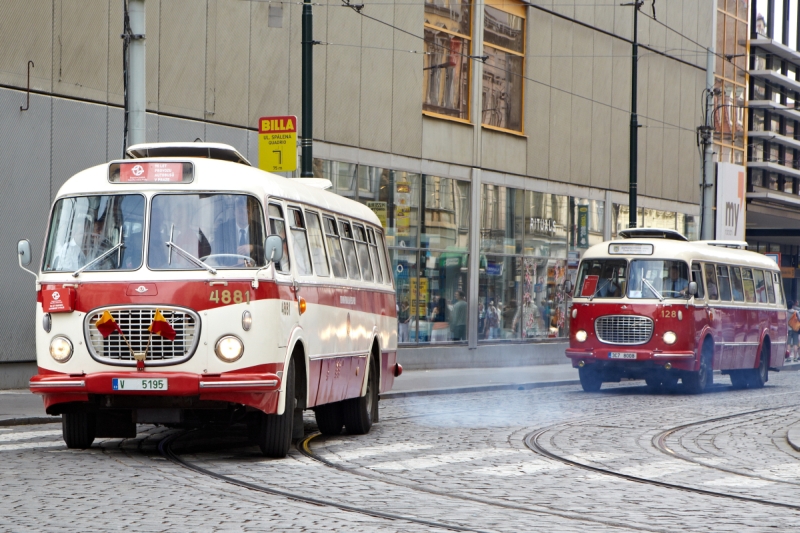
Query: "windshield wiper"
642 278 664 302
588 278 613 301
165 240 217 275
71 242 124 278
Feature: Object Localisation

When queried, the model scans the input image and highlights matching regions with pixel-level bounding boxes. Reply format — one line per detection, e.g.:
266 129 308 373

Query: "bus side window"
773 271 785 305
764 270 776 304
339 220 361 280
288 208 313 276
323 216 347 279
305 211 331 277
376 231 392 286
353 224 374 282
730 267 745 302
268 204 290 273
691 264 705 299
716 265 732 301
366 228 383 284
753 269 767 303
704 264 719 300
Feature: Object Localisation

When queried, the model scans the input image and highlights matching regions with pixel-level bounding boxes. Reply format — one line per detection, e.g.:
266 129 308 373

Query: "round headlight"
663 331 677 345
575 330 588 343
241 310 252 331
49 336 73 363
215 335 244 362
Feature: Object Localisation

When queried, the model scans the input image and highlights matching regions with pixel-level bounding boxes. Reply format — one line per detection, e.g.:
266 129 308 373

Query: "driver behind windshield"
663 265 688 296
212 196 265 267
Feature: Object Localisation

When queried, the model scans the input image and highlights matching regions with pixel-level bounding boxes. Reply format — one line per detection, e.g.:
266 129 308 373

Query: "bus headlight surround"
49 336 73 363
215 335 244 362
575 330 588 343
663 331 677 345
241 310 252 331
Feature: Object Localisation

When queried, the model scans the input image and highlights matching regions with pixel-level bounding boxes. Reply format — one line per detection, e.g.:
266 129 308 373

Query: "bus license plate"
112 378 168 391
609 352 637 360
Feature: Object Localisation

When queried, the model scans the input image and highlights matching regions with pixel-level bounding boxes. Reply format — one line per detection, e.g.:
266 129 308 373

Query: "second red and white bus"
566 229 787 393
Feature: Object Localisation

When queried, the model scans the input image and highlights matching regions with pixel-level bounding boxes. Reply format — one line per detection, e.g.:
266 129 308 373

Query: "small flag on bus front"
148 309 177 341
95 310 122 338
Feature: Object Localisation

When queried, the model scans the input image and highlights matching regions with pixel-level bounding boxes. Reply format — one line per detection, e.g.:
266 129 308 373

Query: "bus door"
268 203 295 349
714 265 738 369
703 264 723 368
690 263 707 352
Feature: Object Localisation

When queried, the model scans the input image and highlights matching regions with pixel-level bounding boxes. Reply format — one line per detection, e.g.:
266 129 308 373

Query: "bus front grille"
84 306 200 367
594 315 653 345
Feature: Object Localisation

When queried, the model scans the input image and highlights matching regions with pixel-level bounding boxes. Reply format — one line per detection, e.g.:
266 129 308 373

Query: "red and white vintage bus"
18 142 400 457
566 228 787 393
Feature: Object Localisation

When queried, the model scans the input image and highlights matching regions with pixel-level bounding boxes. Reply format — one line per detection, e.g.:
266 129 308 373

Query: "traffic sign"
258 115 297 172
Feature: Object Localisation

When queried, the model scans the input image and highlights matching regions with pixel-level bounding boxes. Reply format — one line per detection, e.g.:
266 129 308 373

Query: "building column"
471 0 485 168
468 167 482 349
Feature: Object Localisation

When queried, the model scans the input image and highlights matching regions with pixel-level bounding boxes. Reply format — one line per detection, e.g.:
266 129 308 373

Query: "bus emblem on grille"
135 285 148 293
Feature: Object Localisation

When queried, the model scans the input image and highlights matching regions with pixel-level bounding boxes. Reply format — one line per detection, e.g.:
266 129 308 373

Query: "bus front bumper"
566 348 697 371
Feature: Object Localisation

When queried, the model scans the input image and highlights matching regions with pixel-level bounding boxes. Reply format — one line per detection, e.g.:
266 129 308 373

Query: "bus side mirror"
563 280 573 294
265 235 284 264
688 281 698 296
17 239 32 267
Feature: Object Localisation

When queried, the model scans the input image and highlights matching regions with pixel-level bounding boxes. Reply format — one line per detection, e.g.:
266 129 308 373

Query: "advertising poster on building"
715 163 745 241
366 201 387 228
409 277 428 317
577 205 589 248
396 181 411 237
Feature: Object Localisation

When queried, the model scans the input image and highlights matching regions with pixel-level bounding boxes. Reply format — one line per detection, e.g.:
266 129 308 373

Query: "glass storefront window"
480 184 524 254
523 191 568 258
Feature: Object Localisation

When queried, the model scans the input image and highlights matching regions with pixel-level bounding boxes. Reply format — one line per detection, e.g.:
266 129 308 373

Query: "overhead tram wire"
336 0 698 135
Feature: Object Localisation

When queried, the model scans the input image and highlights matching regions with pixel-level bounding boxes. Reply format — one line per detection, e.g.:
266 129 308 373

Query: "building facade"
0 0 713 386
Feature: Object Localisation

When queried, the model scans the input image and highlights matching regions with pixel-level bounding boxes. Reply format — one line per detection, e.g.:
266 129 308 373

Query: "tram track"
525 405 800 512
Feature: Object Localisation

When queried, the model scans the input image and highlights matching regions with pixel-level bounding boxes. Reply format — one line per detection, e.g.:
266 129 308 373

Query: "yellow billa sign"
258 116 297 172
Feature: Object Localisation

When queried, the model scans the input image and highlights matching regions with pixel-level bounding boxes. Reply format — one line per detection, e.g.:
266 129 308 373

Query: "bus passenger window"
690 264 705 299
353 224 374 282
339 221 361 280
289 208 313 276
753 270 767 303
716 266 732 301
773 272 785 305
765 271 776 304
741 268 756 302
704 264 719 300
268 204 290 273
730 267 745 302
366 228 383 284
376 231 392 286
305 212 330 277
323 217 347 278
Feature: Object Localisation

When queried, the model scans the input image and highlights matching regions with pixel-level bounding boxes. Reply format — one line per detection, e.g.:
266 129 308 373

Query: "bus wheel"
579 366 602 392
62 412 96 449
343 357 378 435
683 342 712 394
314 402 344 435
746 345 769 389
258 359 295 458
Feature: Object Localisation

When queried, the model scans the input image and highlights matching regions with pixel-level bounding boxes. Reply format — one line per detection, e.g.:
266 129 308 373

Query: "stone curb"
0 417 60 427
381 379 581 399
787 426 800 453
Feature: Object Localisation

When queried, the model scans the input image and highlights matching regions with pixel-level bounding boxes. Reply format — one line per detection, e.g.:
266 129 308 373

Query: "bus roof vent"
618 228 688 241
699 240 748 249
126 142 251 166
297 178 333 190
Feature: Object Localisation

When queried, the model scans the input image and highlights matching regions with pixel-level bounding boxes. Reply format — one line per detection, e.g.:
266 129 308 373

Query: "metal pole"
702 6 718 240
127 0 146 148
628 1 641 229
301 0 313 177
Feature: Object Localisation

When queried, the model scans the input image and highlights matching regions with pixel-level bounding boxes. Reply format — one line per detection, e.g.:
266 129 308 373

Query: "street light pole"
301 0 313 177
627 1 642 230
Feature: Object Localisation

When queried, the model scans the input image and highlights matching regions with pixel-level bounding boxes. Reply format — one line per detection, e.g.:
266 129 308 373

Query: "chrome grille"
594 315 653 345
84 306 200 367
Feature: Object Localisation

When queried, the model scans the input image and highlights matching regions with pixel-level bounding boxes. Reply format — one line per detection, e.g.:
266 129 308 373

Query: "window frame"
268 202 291 274
366 227 384 284
288 206 314 277
304 209 332 278
323 215 348 279
339 219 362 281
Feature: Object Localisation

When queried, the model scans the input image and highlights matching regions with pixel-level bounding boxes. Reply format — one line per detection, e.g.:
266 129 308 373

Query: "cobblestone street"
4 372 800 532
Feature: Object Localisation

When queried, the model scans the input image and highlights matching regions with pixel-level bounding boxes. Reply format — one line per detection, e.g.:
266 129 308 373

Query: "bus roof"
581 238 780 271
54 154 381 227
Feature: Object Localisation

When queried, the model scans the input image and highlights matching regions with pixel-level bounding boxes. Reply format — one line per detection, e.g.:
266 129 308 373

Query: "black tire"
579 366 602 392
259 359 296 458
683 345 712 394
314 402 344 435
343 356 378 435
746 345 769 389
62 412 96 449
662 375 680 392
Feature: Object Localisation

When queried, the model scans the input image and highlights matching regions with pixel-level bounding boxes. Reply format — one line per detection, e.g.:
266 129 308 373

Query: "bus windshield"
43 194 145 272
148 194 266 270
576 259 628 298
628 259 690 299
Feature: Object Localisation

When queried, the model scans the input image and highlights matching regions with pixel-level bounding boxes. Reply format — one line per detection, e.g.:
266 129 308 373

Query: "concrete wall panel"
592 33 612 106
324 3 362 147
550 17 573 93
644 125 663 198
594 1 615 34
548 89 571 183
205 123 249 157
661 128 679 201
0 0 54 93
54 0 109 102
421 117 472 167
482 129 526 176
611 38 631 112
359 0 394 152
146 0 161 110
249 2 291 127
108 0 124 106
51 97 108 195
678 129 698 204
209 0 250 126
572 24 593 100
528 10 552 86
526 81 550 179
158 115 205 143
158 0 206 119
571 96 592 186
609 107 629 192
591 102 611 190
391 2 423 158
